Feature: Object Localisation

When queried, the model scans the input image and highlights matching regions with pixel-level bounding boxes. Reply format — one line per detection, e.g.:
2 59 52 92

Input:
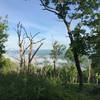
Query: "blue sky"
0 0 70 50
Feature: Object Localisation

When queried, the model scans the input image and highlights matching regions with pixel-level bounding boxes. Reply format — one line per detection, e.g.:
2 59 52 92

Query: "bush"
0 58 18 74
0 73 67 100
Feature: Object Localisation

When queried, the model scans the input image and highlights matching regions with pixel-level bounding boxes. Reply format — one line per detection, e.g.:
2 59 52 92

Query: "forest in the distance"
0 0 100 100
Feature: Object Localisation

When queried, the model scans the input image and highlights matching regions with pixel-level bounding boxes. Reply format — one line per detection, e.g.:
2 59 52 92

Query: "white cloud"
8 18 49 32
6 19 70 50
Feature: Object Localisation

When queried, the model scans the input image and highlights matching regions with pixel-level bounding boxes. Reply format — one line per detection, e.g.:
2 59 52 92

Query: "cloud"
0 0 70 50
8 18 49 32
22 20 49 32
6 16 70 50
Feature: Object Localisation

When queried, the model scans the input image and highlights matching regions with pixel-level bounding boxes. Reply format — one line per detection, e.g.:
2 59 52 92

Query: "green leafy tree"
87 12 100 77
67 65 77 83
65 47 94 83
40 0 99 86
50 41 65 76
16 22 44 72
0 16 8 68
95 73 100 84
65 47 74 64
92 32 100 70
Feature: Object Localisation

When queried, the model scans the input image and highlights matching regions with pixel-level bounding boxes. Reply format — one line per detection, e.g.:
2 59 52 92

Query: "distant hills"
6 49 66 58
6 49 67 67
6 49 51 58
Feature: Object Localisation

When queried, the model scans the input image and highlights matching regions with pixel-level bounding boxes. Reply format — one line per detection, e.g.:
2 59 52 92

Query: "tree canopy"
40 0 100 86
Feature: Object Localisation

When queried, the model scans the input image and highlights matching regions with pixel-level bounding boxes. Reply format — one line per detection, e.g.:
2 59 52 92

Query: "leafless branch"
30 43 43 62
32 32 40 39
33 38 45 44
22 45 30 55
22 25 30 39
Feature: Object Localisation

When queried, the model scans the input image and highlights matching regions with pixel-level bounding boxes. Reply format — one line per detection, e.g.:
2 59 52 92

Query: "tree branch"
33 38 45 44
40 0 59 15
32 32 40 39
30 43 43 62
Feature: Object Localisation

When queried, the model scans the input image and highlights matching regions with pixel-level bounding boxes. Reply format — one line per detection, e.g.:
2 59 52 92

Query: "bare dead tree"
22 28 45 72
16 22 45 72
16 22 25 70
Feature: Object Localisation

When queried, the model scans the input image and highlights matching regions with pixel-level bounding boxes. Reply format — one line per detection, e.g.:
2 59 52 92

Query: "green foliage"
0 73 66 100
0 56 100 100
59 66 68 82
65 47 74 61
1 58 18 74
0 72 100 100
71 27 88 55
88 13 100 73
41 0 100 57
0 16 8 69
96 73 100 80
40 0 99 85
65 47 90 67
50 41 65 60
0 16 8 58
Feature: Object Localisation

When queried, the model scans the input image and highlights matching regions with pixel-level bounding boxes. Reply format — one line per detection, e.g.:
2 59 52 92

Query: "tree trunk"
73 50 83 86
63 19 83 86
88 62 92 83
53 60 56 77
19 45 23 68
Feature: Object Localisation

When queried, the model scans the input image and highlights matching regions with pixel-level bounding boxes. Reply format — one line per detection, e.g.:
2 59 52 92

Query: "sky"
0 0 70 50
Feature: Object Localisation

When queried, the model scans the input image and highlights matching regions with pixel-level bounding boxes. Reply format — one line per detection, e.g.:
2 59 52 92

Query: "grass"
0 72 100 100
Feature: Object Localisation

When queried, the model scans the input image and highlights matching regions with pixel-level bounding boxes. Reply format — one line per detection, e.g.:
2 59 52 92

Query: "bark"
88 63 92 83
17 30 24 69
73 50 83 86
19 45 24 68
27 43 43 72
40 1 83 86
63 19 83 86
53 60 56 77
27 39 33 72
